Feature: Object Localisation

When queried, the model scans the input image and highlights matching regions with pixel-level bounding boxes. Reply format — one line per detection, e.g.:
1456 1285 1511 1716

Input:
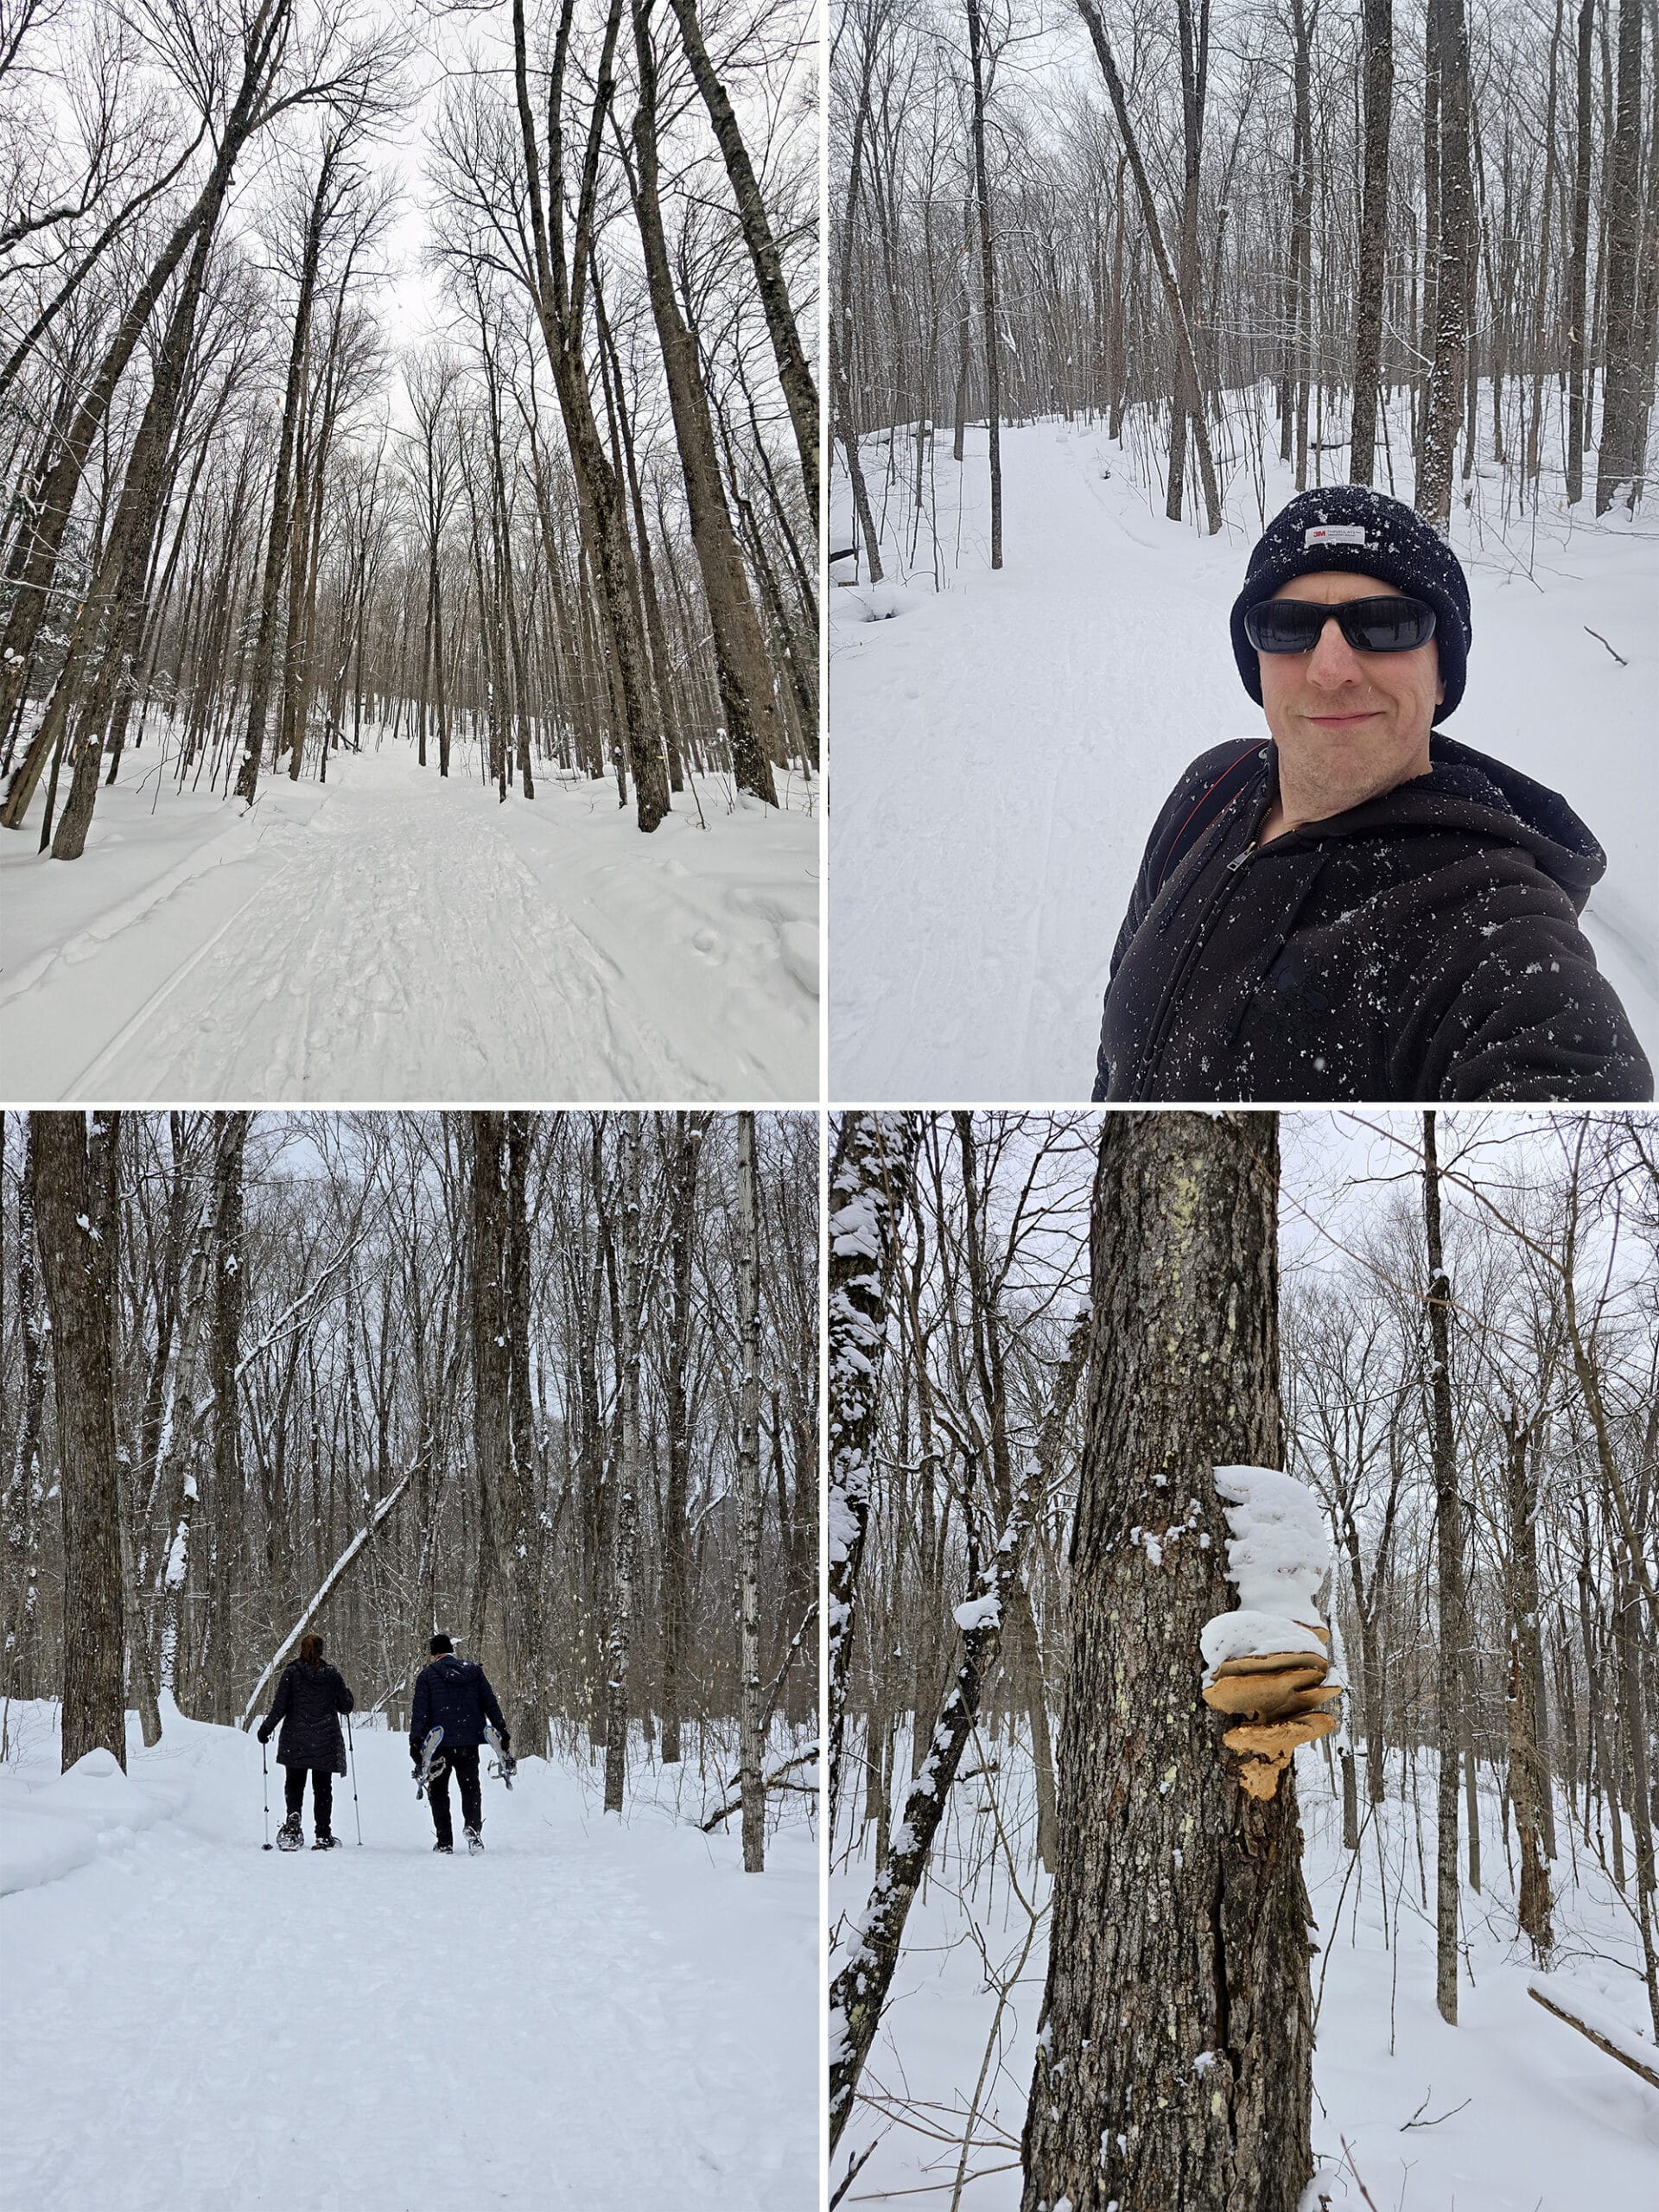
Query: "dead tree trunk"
1021 1112 1311 2212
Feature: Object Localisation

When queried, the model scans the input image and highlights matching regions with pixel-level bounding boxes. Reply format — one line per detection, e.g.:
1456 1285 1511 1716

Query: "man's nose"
1305 613 1367 688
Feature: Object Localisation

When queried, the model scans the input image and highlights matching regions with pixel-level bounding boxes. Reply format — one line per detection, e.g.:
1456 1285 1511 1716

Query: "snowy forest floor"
828 1727 1659 2209
828 393 1659 1097
0 737 819 1102
0 1699 817 2209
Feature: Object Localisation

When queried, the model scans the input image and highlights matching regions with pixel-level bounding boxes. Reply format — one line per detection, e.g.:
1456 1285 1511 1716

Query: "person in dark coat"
1092 486 1652 1103
410 1634 510 1853
258 1632 354 1848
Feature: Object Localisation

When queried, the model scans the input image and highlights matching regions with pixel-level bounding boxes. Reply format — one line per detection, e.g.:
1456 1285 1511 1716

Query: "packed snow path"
0 741 818 1101
1 1708 817 2209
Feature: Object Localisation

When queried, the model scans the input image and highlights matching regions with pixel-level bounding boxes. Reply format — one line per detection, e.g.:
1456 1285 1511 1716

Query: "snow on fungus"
1200 1465 1340 1802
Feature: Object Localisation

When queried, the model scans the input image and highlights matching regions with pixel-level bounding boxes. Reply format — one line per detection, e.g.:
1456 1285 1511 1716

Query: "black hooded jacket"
1093 734 1652 1103
410 1654 507 1759
263 1660 353 1774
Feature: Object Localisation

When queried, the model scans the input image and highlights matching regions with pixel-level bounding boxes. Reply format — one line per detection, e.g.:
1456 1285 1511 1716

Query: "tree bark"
965 0 1003 568
604 1115 642 1811
735 1111 765 1871
1020 1112 1310 2212
1417 0 1471 531
1349 0 1394 483
1423 1109 1465 2024
32 1112 128 1773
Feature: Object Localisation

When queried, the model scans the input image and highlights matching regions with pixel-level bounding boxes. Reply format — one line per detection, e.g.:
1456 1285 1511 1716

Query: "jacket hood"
1284 732 1607 910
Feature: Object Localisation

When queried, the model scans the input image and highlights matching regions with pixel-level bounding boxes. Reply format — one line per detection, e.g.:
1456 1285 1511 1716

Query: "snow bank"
0 1744 175 1896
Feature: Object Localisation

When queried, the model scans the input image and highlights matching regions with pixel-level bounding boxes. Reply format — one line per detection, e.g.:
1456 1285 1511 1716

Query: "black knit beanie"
1230 486 1472 722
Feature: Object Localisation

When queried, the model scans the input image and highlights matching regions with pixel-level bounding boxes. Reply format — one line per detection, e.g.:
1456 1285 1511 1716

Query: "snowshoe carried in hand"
276 1815 304 1853
415 1726 446 1799
485 1721 516 1789
465 1825 484 1854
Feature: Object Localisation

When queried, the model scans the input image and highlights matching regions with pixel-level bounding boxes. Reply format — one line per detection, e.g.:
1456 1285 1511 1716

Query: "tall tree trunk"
32 1112 127 1773
604 1116 642 1811
663 0 817 517
1020 1112 1311 2212
1503 1411 1554 1964
1593 0 1646 510
1350 0 1395 482
827 1112 915 1829
1566 0 1596 505
660 1112 705 1764
1423 1110 1465 2024
627 10 779 804
965 0 1003 568
735 1112 765 1871
1418 0 1471 531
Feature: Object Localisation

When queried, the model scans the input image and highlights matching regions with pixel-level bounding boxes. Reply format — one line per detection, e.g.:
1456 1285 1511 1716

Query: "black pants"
283 1765 334 1835
428 1746 481 1845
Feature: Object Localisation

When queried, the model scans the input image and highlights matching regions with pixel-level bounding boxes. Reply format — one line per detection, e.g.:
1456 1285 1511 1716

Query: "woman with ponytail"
257 1633 355 1850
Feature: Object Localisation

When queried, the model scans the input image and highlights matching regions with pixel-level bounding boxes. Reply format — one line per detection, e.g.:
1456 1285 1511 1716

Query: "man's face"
1255 571 1443 798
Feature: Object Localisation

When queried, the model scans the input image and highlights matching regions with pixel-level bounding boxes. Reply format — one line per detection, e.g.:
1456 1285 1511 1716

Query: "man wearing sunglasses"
1092 485 1650 1102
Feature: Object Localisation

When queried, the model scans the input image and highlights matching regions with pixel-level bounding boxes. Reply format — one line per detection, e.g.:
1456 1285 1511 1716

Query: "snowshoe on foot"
313 1834 340 1850
433 1840 453 1854
276 1815 303 1853
465 1826 484 1854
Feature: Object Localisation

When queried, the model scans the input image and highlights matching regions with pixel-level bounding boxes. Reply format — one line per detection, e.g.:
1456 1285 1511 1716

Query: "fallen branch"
237 1457 419 1728
1584 625 1629 666
1529 1984 1659 2092
701 1743 819 1831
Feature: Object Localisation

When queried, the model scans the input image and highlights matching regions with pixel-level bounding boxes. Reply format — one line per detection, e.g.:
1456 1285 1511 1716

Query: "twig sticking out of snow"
1200 1465 1342 1800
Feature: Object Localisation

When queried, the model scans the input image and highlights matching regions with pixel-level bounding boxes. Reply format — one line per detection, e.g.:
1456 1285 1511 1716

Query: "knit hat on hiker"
1230 486 1472 722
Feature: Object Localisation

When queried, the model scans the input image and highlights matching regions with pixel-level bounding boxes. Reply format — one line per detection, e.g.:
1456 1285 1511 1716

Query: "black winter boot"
277 1813 303 1852
433 1840 453 1854
313 1834 340 1850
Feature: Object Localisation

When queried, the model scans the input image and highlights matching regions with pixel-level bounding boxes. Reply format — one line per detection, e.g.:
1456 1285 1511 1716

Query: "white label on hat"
1304 524 1369 547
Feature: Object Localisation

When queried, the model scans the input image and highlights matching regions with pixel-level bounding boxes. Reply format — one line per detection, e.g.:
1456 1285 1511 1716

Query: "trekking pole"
261 1738 272 1851
346 1709 363 1847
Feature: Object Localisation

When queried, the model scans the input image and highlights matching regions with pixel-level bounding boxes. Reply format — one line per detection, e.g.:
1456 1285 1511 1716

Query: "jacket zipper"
1133 842 1260 1098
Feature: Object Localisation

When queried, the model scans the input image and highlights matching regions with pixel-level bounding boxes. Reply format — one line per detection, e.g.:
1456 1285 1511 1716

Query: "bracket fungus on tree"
1199 1465 1343 1802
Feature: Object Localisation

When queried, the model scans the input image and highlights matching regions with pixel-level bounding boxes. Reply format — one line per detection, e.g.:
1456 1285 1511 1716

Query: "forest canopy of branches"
832 0 1659 559
2 1110 818 1837
0 0 817 858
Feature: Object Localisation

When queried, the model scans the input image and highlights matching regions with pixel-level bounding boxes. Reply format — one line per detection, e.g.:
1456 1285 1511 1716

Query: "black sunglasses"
1245 595 1438 655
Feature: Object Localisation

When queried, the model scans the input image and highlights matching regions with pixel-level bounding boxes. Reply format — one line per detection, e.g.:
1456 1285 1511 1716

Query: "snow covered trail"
830 409 1659 1098
0 1706 817 2209
0 741 818 1102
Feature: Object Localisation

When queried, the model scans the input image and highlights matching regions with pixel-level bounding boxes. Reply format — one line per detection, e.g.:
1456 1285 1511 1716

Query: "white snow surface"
1214 1464 1330 1618
1198 1608 1328 1678
0 1698 816 2208
829 402 1659 1096
0 740 818 1102
829 1730 1659 2208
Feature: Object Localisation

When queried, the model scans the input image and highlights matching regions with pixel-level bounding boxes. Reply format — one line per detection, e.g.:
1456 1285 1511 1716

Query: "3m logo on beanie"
1304 524 1370 548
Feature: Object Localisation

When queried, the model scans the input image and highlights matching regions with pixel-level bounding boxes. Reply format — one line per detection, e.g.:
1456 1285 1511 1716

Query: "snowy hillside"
828 402 1659 1097
1 1700 817 2209
0 741 819 1102
828 1728 1659 2209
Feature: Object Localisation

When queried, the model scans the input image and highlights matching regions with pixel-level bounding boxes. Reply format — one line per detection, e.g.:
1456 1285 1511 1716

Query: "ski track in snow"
830 414 1659 1098
0 744 818 1103
1 1714 816 2209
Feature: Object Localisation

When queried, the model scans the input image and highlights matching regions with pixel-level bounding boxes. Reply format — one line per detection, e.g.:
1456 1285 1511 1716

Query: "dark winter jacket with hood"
1092 733 1652 1103
410 1655 508 1761
263 1660 353 1773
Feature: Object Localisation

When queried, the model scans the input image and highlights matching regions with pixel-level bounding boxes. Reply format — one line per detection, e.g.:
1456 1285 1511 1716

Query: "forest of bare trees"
831 0 1659 569
828 1107 1659 2205
0 0 817 859
1 1110 818 1855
